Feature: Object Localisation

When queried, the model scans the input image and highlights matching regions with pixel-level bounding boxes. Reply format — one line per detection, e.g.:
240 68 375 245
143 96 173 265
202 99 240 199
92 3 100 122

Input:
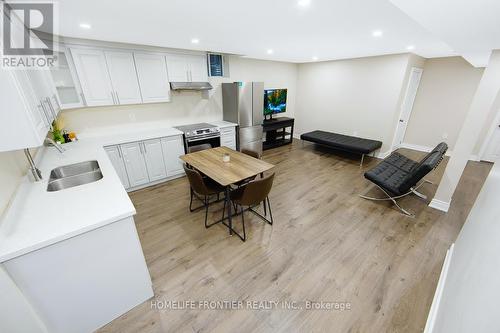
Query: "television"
264 89 287 117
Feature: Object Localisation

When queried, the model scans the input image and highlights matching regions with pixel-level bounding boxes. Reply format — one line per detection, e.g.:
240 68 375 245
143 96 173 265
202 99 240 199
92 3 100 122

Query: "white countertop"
209 120 238 128
0 123 187 263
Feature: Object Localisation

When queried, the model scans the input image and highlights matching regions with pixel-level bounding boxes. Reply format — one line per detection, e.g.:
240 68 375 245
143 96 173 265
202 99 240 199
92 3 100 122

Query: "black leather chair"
222 173 275 241
183 164 225 227
360 142 448 216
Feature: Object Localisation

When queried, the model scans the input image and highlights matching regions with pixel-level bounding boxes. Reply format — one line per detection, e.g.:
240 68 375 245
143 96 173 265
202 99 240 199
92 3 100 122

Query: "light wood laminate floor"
98 140 491 333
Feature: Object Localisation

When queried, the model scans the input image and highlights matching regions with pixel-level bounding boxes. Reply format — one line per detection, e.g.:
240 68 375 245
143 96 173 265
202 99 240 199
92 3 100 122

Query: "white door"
104 146 130 189
70 48 114 106
104 51 142 105
166 55 189 82
161 136 185 176
142 139 168 181
121 142 150 188
134 53 171 103
393 67 423 149
481 117 500 162
188 55 208 82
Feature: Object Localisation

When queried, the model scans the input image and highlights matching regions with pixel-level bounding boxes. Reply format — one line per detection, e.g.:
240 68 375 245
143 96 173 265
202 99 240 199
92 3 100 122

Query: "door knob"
399 119 404 122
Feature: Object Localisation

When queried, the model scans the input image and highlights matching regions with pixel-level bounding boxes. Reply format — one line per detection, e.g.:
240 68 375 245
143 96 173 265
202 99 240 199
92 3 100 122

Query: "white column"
430 50 500 212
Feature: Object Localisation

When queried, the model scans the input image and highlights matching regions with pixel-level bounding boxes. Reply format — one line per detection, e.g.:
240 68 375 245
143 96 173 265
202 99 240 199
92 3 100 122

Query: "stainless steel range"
175 123 221 153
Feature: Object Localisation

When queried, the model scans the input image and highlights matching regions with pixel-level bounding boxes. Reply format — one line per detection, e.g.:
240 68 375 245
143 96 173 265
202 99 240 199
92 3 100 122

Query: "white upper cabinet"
48 47 84 109
0 12 53 151
165 54 190 82
70 48 115 106
104 51 142 105
166 54 208 82
134 53 171 103
142 139 167 181
188 55 209 82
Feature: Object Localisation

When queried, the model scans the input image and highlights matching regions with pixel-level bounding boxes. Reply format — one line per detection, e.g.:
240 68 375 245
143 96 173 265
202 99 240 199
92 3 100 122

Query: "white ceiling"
54 0 458 63
390 0 500 67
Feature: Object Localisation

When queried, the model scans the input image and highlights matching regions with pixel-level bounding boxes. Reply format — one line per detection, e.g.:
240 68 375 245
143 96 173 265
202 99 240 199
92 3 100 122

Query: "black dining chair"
222 173 275 241
183 164 225 227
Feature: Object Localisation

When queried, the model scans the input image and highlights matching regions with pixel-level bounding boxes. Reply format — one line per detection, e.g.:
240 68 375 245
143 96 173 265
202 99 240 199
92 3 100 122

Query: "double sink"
47 160 103 192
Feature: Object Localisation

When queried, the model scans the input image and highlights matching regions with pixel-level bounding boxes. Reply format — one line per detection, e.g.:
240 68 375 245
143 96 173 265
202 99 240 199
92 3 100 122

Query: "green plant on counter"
51 121 64 144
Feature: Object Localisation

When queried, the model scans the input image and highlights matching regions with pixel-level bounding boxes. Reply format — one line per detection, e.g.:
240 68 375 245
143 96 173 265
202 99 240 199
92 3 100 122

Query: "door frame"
478 108 500 161
390 67 424 152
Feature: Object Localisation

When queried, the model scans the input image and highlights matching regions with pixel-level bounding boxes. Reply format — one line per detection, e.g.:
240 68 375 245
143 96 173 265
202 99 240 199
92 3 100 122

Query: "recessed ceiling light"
372 30 383 37
79 23 91 29
312 56 318 61
267 49 274 54
297 0 311 7
406 45 415 50
191 38 200 44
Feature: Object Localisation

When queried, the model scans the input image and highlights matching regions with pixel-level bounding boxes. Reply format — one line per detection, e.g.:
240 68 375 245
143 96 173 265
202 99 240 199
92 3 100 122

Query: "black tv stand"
262 117 294 150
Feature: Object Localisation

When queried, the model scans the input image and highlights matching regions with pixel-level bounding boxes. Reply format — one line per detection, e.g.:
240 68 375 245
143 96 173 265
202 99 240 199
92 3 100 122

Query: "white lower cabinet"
161 136 185 176
121 142 150 188
220 126 237 150
104 146 130 189
105 134 184 191
142 139 167 181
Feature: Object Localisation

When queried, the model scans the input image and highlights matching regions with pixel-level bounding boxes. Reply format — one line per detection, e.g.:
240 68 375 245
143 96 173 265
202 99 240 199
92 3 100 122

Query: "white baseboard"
399 142 480 161
424 243 455 333
429 198 450 212
376 150 391 159
469 154 480 162
398 143 453 157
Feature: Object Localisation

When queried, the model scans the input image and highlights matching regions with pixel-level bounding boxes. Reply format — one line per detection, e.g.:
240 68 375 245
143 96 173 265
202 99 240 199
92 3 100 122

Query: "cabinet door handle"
111 91 116 105
115 91 121 105
80 92 87 106
53 94 61 110
117 147 122 158
142 142 147 154
46 97 56 120
139 143 143 154
38 104 50 127
40 101 53 129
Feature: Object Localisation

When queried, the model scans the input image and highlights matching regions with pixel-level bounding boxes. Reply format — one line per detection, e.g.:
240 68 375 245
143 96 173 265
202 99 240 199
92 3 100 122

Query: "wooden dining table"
180 146 275 238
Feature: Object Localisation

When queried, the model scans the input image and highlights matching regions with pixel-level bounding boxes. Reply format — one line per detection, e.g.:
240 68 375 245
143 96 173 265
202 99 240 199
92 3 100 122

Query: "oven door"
185 134 221 153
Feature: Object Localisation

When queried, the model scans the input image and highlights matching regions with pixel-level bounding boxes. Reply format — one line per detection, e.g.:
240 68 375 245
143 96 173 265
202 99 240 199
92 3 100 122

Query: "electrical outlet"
129 113 136 121
442 133 448 139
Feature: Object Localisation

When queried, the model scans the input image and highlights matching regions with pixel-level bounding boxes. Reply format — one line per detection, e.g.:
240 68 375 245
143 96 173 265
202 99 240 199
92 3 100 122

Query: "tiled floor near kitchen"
98 140 491 333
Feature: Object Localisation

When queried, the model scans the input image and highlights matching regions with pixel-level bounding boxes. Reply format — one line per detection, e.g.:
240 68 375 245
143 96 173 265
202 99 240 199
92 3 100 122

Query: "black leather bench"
361 142 448 216
300 130 383 166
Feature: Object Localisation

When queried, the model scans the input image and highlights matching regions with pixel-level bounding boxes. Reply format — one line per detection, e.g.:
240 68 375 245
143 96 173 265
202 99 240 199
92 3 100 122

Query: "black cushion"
383 152 418 173
364 161 409 195
364 142 448 195
300 130 382 155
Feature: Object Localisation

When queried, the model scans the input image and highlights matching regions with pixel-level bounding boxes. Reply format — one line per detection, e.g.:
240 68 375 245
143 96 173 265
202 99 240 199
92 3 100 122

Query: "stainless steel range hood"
170 82 213 91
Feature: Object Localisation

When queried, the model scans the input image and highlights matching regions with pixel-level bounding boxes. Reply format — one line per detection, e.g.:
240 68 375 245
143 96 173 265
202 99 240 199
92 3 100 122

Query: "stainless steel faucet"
45 137 65 153
24 148 42 182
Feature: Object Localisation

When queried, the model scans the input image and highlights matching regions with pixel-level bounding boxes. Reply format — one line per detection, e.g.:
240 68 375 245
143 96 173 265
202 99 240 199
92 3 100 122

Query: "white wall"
432 50 500 209
0 150 33 218
61 56 298 134
431 161 500 333
295 53 420 154
404 57 484 151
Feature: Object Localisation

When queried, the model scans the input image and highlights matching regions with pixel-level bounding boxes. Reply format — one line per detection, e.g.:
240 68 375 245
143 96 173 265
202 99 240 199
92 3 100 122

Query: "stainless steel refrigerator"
222 82 264 154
